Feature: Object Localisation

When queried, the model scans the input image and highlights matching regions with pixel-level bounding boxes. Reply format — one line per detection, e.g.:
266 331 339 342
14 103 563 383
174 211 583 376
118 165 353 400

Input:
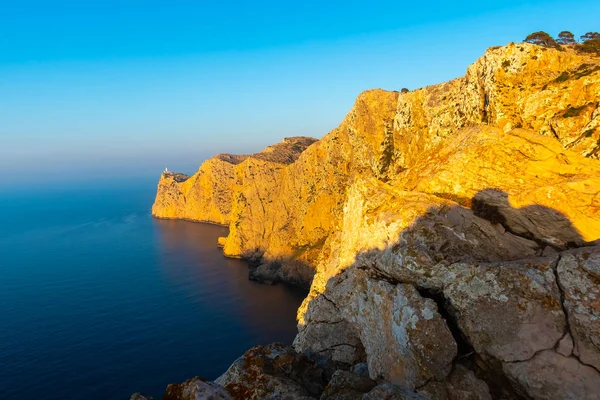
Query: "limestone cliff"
151 136 317 225
219 43 600 288
147 42 600 400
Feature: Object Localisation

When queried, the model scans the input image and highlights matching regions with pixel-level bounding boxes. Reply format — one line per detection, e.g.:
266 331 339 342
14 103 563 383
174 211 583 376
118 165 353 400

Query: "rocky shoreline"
142 42 600 399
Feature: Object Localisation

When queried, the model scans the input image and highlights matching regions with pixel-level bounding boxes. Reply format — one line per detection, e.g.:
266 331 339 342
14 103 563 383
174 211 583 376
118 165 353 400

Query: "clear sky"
1 0 599 188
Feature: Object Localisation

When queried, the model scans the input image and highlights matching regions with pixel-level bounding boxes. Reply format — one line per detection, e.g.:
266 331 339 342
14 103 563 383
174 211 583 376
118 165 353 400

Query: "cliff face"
151 136 317 225
218 43 600 287
222 90 400 286
148 42 600 399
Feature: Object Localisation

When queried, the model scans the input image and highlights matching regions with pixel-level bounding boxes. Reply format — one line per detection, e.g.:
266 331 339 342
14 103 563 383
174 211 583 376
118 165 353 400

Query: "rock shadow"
295 187 599 399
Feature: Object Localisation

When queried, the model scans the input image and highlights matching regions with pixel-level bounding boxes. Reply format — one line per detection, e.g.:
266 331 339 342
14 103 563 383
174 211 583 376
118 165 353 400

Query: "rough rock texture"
556 248 600 370
445 365 492 400
130 394 153 400
151 136 316 225
214 343 325 400
319 370 376 400
217 43 600 286
441 258 565 363
153 44 600 288
149 43 600 400
362 383 428 400
348 278 457 388
503 350 600 400
163 377 231 400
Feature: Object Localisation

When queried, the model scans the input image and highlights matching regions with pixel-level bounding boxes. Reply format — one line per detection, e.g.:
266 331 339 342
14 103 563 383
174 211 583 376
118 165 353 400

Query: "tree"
557 31 577 45
575 32 600 56
580 32 600 42
524 31 559 48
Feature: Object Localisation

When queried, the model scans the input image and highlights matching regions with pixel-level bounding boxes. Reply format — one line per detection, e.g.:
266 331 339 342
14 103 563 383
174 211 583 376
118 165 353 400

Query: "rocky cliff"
147 42 600 399
151 136 317 225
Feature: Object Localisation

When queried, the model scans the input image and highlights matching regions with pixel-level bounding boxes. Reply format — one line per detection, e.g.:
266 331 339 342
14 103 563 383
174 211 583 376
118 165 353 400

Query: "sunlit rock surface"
151 136 316 225
149 43 600 399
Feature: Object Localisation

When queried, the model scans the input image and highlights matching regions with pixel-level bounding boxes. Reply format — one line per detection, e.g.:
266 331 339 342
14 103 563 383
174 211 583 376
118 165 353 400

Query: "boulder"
445 365 492 400
163 377 231 400
348 279 457 389
130 394 153 400
319 370 376 400
503 350 600 399
215 343 325 400
441 257 565 363
362 383 428 400
556 247 600 370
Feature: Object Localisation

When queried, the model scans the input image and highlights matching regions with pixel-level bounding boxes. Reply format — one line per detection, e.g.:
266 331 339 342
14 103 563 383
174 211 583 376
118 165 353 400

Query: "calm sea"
0 180 306 400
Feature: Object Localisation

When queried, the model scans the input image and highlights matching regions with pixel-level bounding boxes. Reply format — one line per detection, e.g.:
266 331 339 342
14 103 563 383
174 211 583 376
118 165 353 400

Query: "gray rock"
347 279 457 389
163 377 231 400
470 188 586 249
417 381 448 400
362 383 429 400
130 394 153 400
215 343 325 399
320 370 376 400
556 334 574 357
350 362 370 378
445 365 492 400
503 350 600 400
556 247 600 370
441 257 565 362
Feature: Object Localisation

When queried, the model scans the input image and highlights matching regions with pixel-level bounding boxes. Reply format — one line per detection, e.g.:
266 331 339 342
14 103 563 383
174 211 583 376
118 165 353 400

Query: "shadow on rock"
294 188 600 400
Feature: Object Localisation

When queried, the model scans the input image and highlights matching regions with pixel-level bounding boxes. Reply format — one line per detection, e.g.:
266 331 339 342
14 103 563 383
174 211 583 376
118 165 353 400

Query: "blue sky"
1 0 599 187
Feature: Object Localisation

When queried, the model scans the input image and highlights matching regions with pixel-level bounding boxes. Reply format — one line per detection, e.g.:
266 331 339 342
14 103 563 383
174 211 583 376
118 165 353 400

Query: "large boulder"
348 279 456 389
163 377 231 400
362 383 428 400
319 370 376 400
440 257 565 363
214 343 325 400
297 268 457 390
556 247 600 370
503 350 600 400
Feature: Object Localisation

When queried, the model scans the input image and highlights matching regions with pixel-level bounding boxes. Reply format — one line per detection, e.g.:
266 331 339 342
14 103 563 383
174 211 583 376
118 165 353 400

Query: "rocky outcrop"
556 248 600 370
153 44 599 288
163 378 231 400
148 42 600 400
151 136 316 225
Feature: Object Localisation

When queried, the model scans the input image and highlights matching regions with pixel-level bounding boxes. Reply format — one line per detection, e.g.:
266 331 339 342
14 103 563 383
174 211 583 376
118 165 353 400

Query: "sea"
0 179 306 400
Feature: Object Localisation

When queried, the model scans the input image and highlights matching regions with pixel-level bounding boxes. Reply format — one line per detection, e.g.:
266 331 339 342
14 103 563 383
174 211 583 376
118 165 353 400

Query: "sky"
1 0 599 188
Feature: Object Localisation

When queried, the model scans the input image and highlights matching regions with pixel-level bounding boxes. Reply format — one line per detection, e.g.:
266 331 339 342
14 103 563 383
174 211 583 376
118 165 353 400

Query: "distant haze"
2 0 599 187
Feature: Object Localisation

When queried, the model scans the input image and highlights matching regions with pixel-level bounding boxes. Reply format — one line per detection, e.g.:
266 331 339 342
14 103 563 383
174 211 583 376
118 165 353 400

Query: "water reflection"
153 219 307 343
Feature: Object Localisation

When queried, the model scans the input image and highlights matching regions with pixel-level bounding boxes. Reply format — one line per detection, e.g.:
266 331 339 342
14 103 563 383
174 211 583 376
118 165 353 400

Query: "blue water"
0 181 306 400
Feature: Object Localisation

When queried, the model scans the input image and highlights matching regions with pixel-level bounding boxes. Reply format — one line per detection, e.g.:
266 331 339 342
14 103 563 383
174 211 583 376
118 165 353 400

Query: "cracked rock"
441 257 565 363
320 370 376 400
556 247 600 371
163 377 232 400
503 350 600 400
445 365 492 400
556 334 574 357
215 343 325 399
347 278 457 389
362 383 429 400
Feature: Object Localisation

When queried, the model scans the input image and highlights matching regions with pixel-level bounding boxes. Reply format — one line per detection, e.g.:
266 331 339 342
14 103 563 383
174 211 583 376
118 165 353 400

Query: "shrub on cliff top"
576 32 600 55
557 31 577 45
525 31 560 48
581 32 600 42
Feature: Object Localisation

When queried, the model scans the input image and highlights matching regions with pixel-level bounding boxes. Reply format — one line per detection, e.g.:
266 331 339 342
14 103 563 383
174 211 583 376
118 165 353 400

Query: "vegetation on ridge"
524 30 600 55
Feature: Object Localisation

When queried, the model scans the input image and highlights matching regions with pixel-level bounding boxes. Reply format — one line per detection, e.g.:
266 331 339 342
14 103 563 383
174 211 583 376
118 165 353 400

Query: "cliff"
147 42 600 399
220 42 600 288
151 136 317 225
